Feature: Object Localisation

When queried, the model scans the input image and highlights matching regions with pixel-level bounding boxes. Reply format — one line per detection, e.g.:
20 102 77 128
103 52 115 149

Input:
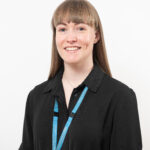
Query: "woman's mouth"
64 47 81 53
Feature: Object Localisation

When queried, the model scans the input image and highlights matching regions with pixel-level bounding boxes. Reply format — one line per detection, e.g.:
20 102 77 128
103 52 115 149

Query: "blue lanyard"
52 86 88 150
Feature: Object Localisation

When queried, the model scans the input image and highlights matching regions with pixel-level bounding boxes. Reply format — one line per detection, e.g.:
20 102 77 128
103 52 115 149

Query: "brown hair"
48 0 112 79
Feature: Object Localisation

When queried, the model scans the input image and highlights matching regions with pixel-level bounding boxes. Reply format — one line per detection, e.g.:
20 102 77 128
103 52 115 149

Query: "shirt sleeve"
110 88 142 150
18 90 34 150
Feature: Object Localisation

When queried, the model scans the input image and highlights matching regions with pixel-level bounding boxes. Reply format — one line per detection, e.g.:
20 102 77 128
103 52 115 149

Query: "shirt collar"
43 63 105 94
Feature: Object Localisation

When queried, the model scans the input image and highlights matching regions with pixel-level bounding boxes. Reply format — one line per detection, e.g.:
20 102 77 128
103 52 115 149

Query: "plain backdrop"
0 0 149 149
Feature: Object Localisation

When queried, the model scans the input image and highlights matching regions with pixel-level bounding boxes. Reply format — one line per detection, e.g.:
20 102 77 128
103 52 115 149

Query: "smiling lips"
64 46 81 51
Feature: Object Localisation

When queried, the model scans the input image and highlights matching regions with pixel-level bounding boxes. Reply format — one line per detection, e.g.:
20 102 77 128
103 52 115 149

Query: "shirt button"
74 93 78 97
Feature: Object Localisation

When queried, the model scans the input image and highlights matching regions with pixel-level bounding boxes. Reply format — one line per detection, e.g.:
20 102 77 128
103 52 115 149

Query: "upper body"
19 0 142 149
19 63 142 150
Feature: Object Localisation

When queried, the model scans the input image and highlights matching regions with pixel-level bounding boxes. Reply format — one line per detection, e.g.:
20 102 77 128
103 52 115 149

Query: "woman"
19 0 142 150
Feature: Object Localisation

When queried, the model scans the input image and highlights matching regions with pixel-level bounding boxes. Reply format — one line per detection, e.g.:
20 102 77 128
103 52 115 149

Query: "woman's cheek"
56 36 64 48
78 35 90 46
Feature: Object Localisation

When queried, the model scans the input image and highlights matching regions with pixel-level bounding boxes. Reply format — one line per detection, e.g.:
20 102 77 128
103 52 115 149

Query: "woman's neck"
62 62 94 88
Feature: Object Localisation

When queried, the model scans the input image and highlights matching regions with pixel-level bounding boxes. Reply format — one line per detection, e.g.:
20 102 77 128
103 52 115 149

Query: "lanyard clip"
53 112 59 117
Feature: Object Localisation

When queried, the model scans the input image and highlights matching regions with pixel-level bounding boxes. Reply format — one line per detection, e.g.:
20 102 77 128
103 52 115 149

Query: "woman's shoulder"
29 79 54 96
29 72 136 103
31 73 135 95
25 79 54 108
102 73 136 99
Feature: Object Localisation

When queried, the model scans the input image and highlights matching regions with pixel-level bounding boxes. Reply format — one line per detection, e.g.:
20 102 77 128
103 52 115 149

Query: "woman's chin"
64 59 81 65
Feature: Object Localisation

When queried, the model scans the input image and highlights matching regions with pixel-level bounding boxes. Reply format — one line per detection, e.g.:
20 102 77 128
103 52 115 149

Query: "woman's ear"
94 31 100 44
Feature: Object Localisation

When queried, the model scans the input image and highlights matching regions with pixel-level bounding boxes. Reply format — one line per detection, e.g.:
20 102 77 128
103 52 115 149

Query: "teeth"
65 47 80 51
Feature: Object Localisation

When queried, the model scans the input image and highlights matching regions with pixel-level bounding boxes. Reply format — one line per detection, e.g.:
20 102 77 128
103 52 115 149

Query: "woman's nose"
66 30 77 43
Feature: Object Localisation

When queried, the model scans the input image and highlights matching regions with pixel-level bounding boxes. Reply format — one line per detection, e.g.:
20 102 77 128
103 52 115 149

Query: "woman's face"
55 21 99 65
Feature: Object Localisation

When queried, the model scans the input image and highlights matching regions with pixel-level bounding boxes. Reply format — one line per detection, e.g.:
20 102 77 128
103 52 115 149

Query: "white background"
0 0 149 149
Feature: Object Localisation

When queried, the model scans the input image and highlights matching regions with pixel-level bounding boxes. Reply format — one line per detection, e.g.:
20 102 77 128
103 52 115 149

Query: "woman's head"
55 21 99 67
48 0 112 79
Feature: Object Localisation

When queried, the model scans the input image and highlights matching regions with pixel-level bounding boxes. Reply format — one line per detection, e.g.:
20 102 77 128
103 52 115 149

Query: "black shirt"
19 63 142 150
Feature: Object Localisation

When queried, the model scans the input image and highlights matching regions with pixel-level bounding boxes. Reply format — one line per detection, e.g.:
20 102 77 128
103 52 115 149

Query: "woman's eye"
57 27 85 32
78 27 85 31
58 28 66 32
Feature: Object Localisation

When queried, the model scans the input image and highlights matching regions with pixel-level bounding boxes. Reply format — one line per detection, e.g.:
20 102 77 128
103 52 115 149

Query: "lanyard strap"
52 86 88 150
